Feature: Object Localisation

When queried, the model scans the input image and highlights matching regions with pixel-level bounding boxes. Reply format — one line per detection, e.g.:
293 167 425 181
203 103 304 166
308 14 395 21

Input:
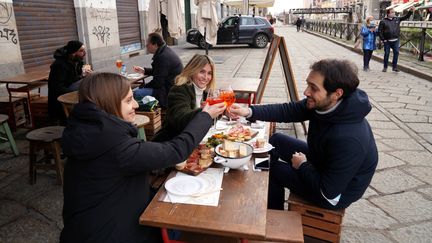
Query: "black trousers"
363 49 373 68
267 133 334 210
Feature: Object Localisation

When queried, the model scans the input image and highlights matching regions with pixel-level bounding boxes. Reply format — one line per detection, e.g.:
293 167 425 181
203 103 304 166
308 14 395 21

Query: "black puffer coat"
60 102 212 243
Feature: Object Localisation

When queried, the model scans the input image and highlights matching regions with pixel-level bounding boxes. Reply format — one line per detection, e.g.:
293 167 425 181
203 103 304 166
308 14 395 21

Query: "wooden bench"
288 193 345 243
172 210 304 243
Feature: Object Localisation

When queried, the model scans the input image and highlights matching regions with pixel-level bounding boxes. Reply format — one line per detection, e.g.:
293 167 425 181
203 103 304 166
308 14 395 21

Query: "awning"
386 3 400 10
393 1 416 12
223 0 275 8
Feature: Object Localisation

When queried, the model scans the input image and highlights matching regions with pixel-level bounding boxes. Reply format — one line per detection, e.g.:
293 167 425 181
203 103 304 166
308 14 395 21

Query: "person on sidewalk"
295 17 302 32
378 6 415 72
229 59 378 210
132 32 183 108
48 40 92 123
361 16 377 71
60 72 225 243
153 54 216 142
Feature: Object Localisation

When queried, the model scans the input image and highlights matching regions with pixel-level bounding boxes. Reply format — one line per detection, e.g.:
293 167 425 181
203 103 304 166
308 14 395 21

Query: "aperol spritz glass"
115 59 123 74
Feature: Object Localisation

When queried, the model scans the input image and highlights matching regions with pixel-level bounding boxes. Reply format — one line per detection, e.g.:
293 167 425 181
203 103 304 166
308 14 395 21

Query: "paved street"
0 25 431 242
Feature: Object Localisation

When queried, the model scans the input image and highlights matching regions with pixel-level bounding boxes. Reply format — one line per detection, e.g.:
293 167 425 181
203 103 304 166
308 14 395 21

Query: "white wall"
0 0 24 77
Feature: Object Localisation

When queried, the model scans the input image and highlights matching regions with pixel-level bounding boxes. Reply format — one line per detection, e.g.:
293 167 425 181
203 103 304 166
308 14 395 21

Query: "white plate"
127 73 142 79
253 143 274 153
215 122 228 130
165 176 208 197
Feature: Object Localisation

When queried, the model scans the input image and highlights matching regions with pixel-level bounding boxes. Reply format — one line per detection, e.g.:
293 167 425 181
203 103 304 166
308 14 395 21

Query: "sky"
267 0 304 15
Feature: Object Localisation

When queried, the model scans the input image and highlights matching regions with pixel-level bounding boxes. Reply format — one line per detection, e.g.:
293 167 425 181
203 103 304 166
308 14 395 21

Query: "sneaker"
363 67 368 71
392 68 400 72
382 68 387 72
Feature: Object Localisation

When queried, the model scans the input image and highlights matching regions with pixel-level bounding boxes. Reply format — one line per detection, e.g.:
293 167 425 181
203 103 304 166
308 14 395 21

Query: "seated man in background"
230 59 378 210
133 32 183 108
48 40 92 123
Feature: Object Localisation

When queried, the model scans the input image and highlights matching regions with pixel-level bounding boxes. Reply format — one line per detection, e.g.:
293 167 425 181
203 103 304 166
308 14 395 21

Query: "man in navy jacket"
230 59 378 210
133 32 183 108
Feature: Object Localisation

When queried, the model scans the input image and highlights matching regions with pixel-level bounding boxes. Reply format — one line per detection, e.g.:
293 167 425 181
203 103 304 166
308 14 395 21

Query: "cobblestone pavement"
0 25 431 242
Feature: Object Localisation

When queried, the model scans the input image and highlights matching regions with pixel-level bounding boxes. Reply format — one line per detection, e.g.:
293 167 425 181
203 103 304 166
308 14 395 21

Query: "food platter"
176 145 214 176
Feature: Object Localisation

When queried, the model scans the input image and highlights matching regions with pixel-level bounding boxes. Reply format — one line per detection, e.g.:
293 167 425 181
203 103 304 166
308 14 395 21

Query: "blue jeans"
267 133 334 210
383 40 399 69
133 87 154 97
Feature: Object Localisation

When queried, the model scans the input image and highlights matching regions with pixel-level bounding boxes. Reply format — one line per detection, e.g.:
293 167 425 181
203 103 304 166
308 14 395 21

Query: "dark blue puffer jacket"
250 89 378 208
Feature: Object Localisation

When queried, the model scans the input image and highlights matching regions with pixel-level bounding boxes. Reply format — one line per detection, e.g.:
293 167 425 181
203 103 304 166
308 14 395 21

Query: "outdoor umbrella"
167 0 185 39
148 0 163 34
195 0 219 48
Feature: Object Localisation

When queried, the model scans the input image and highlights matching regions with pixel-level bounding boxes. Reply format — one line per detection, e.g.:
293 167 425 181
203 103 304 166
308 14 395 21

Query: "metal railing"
305 20 432 61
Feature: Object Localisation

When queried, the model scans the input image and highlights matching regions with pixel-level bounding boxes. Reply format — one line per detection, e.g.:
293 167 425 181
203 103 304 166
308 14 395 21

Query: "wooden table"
0 70 50 127
217 77 261 105
139 165 269 240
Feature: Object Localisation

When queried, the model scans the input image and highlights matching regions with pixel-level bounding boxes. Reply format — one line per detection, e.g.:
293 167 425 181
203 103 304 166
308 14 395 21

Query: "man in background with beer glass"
132 32 183 108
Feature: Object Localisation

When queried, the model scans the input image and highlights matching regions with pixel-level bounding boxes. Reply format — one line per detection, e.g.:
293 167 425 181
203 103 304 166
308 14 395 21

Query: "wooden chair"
0 114 19 156
136 108 162 141
26 126 65 185
288 193 345 243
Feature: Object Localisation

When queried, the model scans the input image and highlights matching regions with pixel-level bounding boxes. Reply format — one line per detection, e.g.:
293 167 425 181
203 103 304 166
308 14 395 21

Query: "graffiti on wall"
0 3 17 45
0 3 13 24
89 8 111 21
92 25 110 45
86 0 116 46
0 28 17 44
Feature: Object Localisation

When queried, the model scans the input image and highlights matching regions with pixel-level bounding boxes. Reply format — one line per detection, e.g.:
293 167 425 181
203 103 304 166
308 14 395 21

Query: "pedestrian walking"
361 16 377 71
295 17 302 32
378 6 415 72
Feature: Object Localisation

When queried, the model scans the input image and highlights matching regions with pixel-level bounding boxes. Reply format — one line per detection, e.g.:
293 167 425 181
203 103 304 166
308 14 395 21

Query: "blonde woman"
153 54 219 141
361 16 377 71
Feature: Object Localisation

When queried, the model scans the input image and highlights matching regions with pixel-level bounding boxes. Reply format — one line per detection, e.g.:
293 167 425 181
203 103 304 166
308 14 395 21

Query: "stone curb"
304 30 432 82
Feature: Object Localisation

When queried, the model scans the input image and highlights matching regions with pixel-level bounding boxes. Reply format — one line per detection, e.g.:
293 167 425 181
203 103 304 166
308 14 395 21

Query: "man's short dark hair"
310 59 359 98
148 32 165 47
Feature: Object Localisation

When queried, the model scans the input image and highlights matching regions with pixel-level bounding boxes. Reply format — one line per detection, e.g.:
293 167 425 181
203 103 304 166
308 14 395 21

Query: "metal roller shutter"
13 0 79 72
116 0 141 51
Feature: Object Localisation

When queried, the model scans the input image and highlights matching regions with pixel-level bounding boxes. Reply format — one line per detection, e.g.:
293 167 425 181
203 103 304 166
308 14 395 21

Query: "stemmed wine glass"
220 85 236 124
206 89 223 129
115 59 123 74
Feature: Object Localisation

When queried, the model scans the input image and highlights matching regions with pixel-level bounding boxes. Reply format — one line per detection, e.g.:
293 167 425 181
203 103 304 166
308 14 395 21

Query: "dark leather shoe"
382 68 387 72
392 68 400 72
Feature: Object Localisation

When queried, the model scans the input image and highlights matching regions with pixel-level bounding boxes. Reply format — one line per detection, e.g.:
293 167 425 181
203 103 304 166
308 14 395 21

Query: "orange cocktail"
206 97 224 105
116 59 123 68
116 59 123 73
221 90 236 108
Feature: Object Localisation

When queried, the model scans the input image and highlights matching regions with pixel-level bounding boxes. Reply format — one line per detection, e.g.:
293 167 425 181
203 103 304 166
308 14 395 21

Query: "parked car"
186 15 274 49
